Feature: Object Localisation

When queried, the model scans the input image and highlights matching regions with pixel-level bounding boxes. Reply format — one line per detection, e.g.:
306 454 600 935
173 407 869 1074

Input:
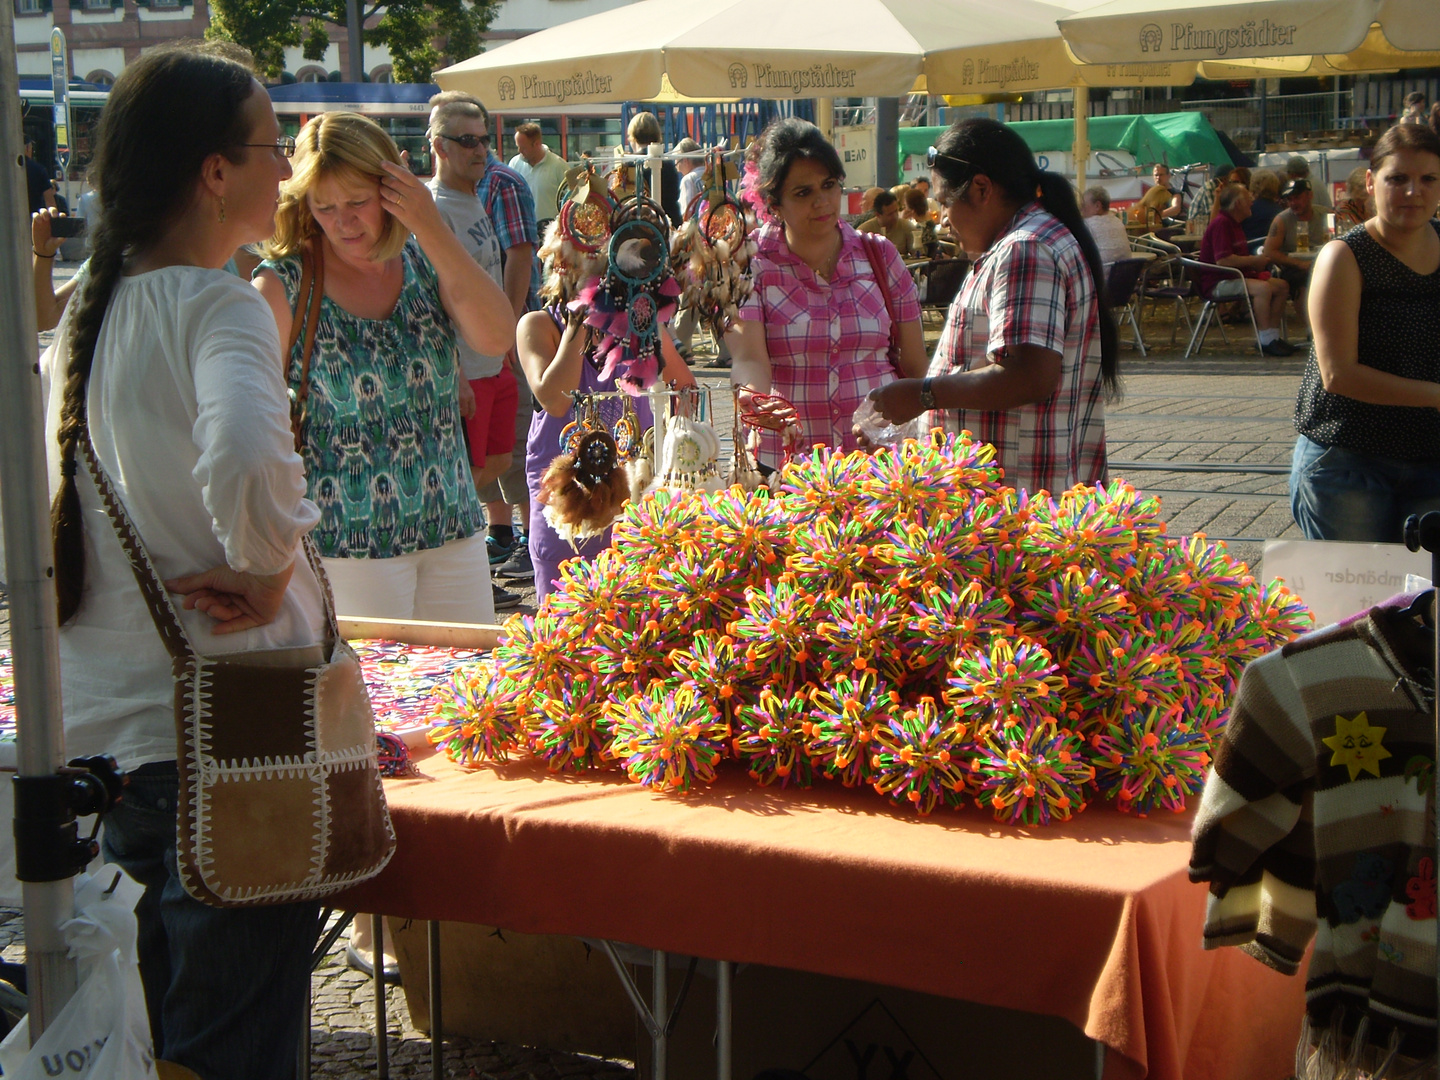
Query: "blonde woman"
254 112 514 624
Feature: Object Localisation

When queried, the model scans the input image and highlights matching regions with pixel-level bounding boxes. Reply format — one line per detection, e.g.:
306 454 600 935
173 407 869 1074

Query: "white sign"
835 124 875 190
1261 539 1430 628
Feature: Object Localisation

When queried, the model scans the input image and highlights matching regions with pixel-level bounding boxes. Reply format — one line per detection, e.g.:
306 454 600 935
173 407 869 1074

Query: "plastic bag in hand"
0 864 155 1079
852 396 919 447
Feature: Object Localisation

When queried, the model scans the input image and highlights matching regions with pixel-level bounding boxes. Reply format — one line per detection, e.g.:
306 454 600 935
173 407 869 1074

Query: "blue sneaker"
486 534 515 566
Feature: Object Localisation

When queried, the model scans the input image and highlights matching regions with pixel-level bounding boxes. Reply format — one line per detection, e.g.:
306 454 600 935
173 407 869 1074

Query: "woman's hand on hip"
166 561 296 635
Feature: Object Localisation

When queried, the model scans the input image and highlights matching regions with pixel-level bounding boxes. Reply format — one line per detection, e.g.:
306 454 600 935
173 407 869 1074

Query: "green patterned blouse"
261 239 482 560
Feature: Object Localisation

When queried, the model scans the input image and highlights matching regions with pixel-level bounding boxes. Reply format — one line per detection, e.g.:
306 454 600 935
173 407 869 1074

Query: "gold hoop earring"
218 196 226 224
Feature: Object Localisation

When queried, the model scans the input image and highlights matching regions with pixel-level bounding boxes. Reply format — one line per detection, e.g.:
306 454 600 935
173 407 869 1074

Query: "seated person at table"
904 188 938 255
1199 183 1293 356
1128 162 1182 225
1243 169 1283 244
1081 186 1132 267
856 190 915 257
1283 157 1335 214
1187 164 1236 233
1262 178 1328 338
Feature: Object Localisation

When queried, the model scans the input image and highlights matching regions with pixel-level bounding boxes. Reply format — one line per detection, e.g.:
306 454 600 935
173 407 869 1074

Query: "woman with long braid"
869 118 1118 494
42 46 326 1078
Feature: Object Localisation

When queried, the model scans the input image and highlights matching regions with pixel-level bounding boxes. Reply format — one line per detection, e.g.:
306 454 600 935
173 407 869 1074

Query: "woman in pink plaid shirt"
870 118 1119 495
728 119 927 468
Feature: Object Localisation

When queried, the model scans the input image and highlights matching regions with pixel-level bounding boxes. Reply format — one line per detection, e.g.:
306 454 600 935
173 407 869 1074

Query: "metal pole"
1074 90 1090 195
373 912 388 1079
875 97 899 188
428 921 442 1080
345 0 364 82
1257 78 1268 156
0 0 78 1041
715 961 731 1080
652 950 667 1080
648 143 663 211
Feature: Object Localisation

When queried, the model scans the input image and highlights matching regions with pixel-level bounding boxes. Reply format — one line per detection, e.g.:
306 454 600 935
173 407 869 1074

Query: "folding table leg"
429 921 443 1080
652 950 668 1080
716 961 732 1080
373 912 388 1080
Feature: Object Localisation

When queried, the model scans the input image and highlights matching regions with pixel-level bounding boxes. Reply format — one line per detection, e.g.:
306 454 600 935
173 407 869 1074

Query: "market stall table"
337 746 1307 1080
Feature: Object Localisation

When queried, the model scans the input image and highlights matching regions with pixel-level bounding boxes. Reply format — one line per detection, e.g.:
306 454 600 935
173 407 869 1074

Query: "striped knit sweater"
1190 593 1437 1074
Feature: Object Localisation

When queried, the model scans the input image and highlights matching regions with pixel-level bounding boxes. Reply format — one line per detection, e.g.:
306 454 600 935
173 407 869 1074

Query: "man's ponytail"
1037 172 1119 397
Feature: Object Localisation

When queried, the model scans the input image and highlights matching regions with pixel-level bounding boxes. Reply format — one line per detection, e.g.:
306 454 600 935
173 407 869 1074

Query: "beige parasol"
1059 0 1440 67
433 0 1188 109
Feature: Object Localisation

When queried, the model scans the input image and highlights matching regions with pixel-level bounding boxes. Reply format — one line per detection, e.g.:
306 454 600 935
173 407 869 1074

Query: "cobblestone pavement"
0 267 1308 1077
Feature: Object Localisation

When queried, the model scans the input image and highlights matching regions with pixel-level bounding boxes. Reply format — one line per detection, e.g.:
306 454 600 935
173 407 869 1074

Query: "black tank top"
1294 220 1440 461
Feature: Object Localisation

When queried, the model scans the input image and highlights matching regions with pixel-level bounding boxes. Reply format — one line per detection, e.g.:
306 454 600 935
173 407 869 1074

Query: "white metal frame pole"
0 0 79 1038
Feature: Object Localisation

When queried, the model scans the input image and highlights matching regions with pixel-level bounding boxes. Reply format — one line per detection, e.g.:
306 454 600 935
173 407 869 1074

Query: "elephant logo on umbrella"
1138 23 1163 53
728 63 748 89
498 76 516 101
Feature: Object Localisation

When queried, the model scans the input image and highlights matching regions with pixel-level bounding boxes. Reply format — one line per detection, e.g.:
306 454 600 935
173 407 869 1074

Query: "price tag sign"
1261 539 1431 628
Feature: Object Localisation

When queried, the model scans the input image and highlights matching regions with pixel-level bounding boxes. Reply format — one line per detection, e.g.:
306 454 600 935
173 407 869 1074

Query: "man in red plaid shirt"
870 119 1118 495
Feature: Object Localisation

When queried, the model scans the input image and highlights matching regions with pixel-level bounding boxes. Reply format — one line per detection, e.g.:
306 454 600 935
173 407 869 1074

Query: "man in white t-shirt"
428 110 522 611
676 138 704 220
507 122 567 230
1081 186 1133 268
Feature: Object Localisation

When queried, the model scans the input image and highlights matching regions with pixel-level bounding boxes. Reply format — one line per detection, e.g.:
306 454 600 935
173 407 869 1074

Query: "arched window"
85 70 115 87
296 65 327 83
370 65 392 83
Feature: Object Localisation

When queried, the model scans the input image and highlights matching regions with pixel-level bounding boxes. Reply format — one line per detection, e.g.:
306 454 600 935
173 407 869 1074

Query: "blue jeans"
100 763 319 1080
1290 434 1440 543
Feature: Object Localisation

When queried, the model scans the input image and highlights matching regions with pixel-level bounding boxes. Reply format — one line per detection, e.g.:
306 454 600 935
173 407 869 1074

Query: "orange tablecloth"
339 749 1305 1080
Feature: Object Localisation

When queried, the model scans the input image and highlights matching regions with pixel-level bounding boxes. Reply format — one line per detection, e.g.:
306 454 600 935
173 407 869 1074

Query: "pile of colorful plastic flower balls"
427 430 1313 825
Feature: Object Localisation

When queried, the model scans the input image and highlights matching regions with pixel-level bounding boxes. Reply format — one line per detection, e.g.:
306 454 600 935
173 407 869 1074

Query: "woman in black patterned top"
1290 124 1440 542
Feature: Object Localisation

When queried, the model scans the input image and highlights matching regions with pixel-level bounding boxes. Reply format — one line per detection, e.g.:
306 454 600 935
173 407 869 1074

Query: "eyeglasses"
926 146 971 170
439 132 490 150
243 136 296 158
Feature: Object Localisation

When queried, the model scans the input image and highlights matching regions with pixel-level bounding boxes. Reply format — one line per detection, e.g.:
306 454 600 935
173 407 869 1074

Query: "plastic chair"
1175 257 1263 357
1133 234 1196 346
1103 257 1149 356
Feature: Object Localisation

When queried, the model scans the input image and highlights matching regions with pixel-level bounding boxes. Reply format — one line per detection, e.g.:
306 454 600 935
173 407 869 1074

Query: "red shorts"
464 364 519 467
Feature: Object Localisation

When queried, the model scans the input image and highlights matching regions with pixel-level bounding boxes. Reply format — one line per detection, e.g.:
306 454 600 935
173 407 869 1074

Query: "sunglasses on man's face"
440 132 490 150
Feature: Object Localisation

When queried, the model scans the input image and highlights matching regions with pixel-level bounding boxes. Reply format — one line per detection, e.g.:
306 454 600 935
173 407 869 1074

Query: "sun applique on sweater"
1322 711 1391 781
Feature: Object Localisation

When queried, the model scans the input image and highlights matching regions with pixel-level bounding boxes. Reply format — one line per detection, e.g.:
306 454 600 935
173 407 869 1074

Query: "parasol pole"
0 0 79 1039
1073 88 1089 196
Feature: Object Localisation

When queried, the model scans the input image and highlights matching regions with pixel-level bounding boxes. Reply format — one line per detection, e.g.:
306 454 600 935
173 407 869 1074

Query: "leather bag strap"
285 240 325 451
859 234 903 372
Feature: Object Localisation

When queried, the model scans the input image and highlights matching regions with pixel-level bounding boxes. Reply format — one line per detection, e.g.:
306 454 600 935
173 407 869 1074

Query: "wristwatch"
918 376 936 411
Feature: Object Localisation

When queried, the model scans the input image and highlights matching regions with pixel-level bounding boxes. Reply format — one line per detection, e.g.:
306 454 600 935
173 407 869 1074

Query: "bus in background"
265 81 624 177
20 78 109 193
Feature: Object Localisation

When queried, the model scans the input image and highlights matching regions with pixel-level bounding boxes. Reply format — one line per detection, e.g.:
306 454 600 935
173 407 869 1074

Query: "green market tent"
897 111 1232 172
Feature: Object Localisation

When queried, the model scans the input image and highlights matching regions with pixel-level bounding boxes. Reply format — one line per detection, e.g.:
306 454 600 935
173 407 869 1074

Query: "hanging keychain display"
670 146 757 349
539 391 632 547
572 196 681 393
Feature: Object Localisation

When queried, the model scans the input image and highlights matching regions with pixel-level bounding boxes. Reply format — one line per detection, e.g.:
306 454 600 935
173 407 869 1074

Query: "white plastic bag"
852 395 920 447
0 864 154 1080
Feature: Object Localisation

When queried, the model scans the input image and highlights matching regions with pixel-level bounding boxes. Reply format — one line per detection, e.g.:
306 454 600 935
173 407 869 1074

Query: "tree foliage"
207 0 499 83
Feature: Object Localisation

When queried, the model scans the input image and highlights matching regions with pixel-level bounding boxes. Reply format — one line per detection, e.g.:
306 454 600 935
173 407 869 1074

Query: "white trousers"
322 532 495 624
